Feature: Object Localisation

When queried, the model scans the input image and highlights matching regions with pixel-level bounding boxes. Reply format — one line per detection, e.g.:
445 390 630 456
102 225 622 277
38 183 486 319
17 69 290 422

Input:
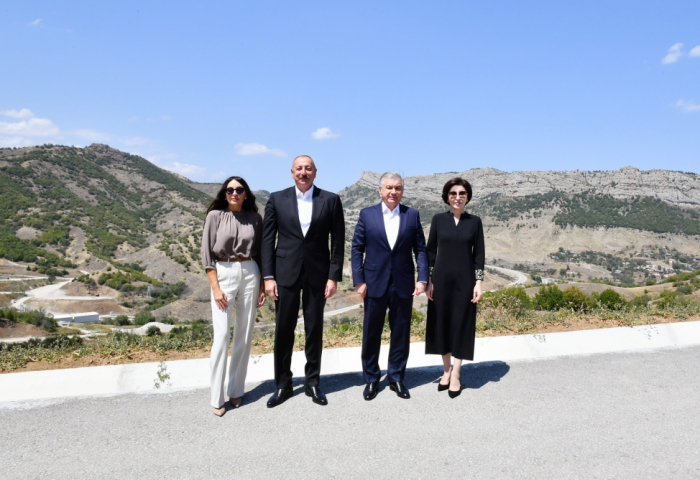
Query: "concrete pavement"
1 346 699 479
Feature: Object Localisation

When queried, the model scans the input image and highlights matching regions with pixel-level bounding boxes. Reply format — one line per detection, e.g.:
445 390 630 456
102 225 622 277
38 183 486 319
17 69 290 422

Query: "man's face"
291 157 317 191
379 177 403 210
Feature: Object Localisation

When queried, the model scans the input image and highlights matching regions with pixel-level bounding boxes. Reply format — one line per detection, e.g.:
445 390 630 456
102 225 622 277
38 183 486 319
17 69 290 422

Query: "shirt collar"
381 201 400 216
295 184 314 200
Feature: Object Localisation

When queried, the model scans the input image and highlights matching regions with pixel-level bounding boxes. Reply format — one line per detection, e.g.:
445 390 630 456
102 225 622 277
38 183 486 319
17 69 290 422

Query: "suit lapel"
371 203 392 251
307 187 325 236
394 204 408 251
284 187 304 238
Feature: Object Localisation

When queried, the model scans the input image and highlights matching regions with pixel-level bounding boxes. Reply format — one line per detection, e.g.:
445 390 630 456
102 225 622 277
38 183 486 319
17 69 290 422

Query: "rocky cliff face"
349 167 700 208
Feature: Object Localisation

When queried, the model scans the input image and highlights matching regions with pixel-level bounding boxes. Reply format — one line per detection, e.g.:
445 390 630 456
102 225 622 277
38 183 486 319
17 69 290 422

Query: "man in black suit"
351 171 429 400
262 155 345 407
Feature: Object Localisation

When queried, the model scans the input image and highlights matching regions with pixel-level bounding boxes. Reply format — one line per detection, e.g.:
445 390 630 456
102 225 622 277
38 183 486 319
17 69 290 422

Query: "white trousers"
210 260 260 408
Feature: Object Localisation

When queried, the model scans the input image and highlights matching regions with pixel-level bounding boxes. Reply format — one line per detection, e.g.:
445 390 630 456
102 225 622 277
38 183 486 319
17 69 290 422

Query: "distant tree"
146 325 161 336
134 311 156 326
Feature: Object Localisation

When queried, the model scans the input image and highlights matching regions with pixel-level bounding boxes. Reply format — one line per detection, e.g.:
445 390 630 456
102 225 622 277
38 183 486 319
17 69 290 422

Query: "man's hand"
265 279 278 301
324 279 338 299
355 282 367 299
413 282 426 296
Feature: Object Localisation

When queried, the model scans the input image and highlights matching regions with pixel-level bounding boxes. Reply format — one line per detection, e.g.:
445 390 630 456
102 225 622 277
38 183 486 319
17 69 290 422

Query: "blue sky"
1 1 698 193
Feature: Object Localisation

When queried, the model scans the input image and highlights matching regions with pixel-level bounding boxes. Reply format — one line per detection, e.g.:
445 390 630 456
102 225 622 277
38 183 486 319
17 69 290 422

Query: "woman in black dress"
426 178 485 398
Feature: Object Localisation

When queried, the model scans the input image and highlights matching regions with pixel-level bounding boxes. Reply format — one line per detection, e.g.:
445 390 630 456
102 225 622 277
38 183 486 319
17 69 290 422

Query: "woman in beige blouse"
201 176 265 416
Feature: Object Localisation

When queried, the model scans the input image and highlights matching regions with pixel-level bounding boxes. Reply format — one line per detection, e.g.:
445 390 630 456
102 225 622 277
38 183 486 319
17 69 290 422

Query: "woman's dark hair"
206 176 258 214
441 177 473 205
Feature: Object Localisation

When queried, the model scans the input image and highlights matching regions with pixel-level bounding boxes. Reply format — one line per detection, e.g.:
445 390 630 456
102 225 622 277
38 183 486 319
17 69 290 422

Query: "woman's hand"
213 287 228 312
472 280 483 304
426 279 434 301
257 288 266 308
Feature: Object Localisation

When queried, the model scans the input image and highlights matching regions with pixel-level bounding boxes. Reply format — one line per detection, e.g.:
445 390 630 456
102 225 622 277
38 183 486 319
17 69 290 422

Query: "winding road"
485 264 529 286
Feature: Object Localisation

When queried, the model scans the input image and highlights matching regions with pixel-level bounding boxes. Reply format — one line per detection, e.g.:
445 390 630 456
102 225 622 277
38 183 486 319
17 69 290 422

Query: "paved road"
486 264 529 286
2 347 699 479
11 280 114 310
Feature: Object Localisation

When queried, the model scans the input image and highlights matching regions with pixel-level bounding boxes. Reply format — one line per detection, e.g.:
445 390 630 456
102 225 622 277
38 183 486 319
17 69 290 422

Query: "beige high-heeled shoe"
212 406 226 417
229 397 243 408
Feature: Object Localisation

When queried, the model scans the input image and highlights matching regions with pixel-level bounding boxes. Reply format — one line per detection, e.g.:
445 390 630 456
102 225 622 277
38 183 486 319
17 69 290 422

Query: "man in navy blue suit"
351 171 429 400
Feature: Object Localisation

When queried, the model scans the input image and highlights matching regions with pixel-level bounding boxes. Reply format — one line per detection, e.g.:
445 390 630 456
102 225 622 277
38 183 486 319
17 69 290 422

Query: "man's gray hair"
379 171 403 188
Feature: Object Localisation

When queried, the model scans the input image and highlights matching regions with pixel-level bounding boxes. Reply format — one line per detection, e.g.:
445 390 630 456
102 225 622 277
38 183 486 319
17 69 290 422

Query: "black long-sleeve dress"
425 211 485 360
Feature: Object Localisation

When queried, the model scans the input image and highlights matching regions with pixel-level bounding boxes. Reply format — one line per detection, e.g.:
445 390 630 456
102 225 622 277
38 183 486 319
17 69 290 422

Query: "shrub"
133 311 155 326
534 285 564 311
598 289 626 310
145 325 161 336
0 307 57 332
628 295 651 309
645 278 656 286
562 286 590 311
113 315 131 326
483 287 532 317
656 290 690 309
677 284 694 295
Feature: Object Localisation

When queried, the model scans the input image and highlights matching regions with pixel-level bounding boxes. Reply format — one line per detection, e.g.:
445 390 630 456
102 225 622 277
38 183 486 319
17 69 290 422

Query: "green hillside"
0 144 210 267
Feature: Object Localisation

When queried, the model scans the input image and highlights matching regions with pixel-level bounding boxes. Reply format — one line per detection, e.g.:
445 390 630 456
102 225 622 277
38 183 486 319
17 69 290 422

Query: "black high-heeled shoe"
448 385 462 398
437 366 452 392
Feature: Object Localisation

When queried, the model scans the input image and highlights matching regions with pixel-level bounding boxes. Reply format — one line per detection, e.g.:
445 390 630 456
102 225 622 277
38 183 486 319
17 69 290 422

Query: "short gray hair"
379 171 403 188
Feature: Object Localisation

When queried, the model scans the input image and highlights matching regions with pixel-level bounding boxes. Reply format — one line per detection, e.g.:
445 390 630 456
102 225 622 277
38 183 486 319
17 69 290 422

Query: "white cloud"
72 129 112 142
1 108 35 119
0 117 60 137
27 19 42 27
0 137 30 148
147 153 179 163
167 162 205 176
662 43 684 64
146 153 205 178
234 142 286 157
690 45 700 57
160 115 171 121
676 99 700 112
210 171 228 182
311 127 340 140
120 136 149 146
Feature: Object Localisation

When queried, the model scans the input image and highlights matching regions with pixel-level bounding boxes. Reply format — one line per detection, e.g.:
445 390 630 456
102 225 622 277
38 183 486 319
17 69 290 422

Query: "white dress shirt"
382 201 400 250
296 185 314 237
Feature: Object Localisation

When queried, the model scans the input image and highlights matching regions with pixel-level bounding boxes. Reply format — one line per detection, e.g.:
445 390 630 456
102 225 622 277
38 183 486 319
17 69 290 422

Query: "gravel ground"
2 346 699 479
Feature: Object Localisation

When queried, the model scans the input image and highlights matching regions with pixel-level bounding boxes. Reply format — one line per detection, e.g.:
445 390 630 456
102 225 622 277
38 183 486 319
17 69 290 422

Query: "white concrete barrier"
1 321 699 405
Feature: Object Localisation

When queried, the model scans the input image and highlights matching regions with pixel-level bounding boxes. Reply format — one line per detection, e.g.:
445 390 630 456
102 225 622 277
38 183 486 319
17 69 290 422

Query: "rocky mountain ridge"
349 167 700 208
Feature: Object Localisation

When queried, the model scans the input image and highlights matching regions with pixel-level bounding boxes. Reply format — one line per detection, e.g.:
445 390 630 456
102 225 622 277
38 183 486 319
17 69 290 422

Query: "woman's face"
448 185 468 210
225 179 246 211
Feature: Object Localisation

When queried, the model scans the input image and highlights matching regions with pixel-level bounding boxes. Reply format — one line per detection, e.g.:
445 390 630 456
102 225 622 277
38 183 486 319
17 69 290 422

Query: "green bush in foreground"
483 287 532 317
534 285 565 311
562 286 590 311
597 289 627 310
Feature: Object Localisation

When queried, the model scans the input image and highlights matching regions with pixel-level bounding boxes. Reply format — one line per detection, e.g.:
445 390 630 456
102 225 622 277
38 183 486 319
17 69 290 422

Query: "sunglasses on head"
448 191 467 197
226 187 246 195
